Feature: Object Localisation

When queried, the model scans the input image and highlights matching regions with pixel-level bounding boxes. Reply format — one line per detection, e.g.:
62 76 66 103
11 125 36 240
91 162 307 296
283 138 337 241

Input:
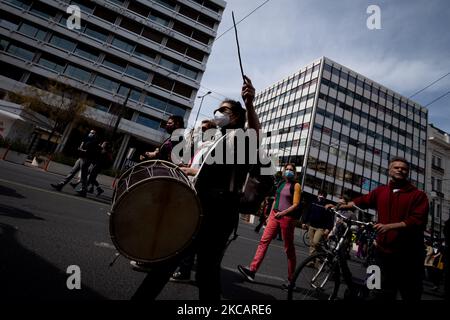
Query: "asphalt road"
0 160 444 301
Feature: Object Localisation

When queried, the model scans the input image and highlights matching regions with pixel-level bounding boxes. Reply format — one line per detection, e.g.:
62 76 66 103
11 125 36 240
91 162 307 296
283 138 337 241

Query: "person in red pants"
238 163 301 287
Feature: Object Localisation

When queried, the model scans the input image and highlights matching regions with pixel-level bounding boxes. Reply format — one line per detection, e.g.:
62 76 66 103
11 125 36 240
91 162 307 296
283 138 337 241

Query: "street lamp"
193 91 211 127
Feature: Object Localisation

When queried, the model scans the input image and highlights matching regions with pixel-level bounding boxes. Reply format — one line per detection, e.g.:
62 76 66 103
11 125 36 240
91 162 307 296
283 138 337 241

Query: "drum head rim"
109 177 203 264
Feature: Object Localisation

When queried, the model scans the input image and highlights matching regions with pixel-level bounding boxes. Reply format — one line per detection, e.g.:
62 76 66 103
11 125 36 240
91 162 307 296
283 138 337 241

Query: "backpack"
275 181 302 219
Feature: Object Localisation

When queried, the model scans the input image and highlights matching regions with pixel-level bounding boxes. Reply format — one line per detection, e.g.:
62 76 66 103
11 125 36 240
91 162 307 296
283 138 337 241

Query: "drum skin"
110 161 202 264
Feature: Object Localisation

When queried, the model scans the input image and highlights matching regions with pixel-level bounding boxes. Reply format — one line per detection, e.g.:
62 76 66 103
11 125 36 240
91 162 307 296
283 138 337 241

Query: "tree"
7 81 93 152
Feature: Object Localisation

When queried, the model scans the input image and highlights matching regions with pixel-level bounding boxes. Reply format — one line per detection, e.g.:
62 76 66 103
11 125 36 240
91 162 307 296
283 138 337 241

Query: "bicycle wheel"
288 252 340 300
302 230 310 247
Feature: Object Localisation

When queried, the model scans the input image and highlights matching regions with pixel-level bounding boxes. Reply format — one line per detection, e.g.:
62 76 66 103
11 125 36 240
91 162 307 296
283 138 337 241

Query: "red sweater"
353 181 429 254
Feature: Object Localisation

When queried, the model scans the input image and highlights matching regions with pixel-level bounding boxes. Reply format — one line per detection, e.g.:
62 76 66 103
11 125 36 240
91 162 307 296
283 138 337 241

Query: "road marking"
0 178 110 207
94 241 116 250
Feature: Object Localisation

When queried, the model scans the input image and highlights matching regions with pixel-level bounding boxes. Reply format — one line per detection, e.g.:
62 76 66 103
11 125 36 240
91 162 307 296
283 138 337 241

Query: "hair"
389 157 410 169
168 115 185 129
221 99 246 128
318 189 327 198
284 163 297 172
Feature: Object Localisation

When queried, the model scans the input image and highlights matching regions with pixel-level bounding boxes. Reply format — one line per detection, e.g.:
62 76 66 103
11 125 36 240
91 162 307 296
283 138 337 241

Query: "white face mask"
214 111 230 128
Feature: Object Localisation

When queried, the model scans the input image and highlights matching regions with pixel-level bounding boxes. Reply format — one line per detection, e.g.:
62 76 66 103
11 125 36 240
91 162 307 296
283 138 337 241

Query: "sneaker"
76 189 87 197
237 265 255 282
96 187 104 197
130 260 152 272
169 271 190 283
51 183 63 191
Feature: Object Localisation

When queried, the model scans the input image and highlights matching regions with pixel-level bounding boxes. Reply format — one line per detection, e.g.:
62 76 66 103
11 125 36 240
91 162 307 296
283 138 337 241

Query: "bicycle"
287 205 376 300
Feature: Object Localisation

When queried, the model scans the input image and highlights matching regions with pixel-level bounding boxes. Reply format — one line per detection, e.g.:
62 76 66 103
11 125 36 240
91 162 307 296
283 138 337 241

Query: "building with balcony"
0 0 226 168
426 123 450 241
255 57 428 211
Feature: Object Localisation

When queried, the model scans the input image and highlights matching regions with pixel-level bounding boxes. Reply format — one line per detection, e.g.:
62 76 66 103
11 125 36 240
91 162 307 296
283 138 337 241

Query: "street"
0 160 444 300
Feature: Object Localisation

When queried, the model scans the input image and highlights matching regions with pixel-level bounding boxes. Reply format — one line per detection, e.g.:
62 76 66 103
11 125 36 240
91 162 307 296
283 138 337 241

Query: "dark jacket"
353 181 429 254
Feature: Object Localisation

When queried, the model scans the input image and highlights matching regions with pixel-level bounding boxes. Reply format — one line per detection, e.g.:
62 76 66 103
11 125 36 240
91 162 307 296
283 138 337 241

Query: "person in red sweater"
327 157 429 300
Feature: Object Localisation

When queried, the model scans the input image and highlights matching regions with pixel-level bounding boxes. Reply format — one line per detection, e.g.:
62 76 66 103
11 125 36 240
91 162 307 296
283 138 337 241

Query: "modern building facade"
255 57 428 207
0 0 226 167
426 124 450 241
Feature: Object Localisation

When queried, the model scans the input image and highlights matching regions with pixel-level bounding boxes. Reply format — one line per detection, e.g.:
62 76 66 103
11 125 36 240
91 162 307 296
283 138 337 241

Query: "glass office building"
0 0 225 167
255 57 428 203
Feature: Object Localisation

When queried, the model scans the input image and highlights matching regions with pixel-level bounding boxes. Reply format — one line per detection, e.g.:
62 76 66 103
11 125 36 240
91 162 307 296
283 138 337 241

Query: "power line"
215 0 271 42
425 90 450 107
409 72 450 99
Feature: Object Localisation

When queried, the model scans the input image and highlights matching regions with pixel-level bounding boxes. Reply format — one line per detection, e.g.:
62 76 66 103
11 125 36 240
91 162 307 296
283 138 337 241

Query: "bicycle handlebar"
328 207 373 227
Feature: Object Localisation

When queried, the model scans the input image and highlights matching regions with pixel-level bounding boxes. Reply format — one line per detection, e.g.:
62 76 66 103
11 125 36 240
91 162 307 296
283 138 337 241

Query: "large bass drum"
110 160 202 264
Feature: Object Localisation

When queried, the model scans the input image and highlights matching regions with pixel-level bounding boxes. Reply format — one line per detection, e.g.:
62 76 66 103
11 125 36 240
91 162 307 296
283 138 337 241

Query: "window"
149 11 170 27
49 34 77 52
112 37 135 53
0 15 20 31
103 56 126 73
7 44 34 61
120 18 143 35
0 37 9 51
38 55 65 73
179 65 198 79
125 65 148 82
144 94 166 112
93 7 116 23
84 25 109 42
64 65 91 82
134 46 156 62
70 0 95 14
74 45 99 61
0 61 24 81
136 113 161 130
30 2 57 19
154 0 176 10
142 28 164 44
127 1 150 17
166 103 186 117
18 23 46 40
117 86 141 102
4 0 32 9
173 82 193 98
152 74 173 91
93 75 120 92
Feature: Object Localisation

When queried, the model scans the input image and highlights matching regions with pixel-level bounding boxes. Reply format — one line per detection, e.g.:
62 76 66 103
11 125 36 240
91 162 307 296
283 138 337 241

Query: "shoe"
306 261 315 268
130 260 152 272
51 183 63 191
281 282 297 291
169 271 190 283
76 189 87 197
96 187 104 197
87 186 94 193
237 265 255 282
69 182 78 189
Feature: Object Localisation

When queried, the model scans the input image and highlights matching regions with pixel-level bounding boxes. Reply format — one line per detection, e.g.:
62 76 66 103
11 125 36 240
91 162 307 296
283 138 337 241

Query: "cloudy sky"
189 0 450 133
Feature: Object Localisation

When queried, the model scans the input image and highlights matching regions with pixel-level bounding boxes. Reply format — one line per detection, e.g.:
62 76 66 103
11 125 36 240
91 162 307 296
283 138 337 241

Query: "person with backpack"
237 163 301 287
302 190 334 259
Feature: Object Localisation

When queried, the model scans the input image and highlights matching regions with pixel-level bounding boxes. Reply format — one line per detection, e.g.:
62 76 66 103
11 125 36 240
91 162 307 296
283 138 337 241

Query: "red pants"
249 210 297 281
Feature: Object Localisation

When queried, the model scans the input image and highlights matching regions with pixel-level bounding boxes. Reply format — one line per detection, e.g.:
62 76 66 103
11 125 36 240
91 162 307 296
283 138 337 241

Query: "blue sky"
189 0 450 132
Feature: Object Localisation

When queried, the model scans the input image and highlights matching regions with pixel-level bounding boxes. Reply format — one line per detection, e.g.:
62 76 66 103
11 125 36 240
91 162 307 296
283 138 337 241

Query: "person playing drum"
131 76 260 301
139 115 185 163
